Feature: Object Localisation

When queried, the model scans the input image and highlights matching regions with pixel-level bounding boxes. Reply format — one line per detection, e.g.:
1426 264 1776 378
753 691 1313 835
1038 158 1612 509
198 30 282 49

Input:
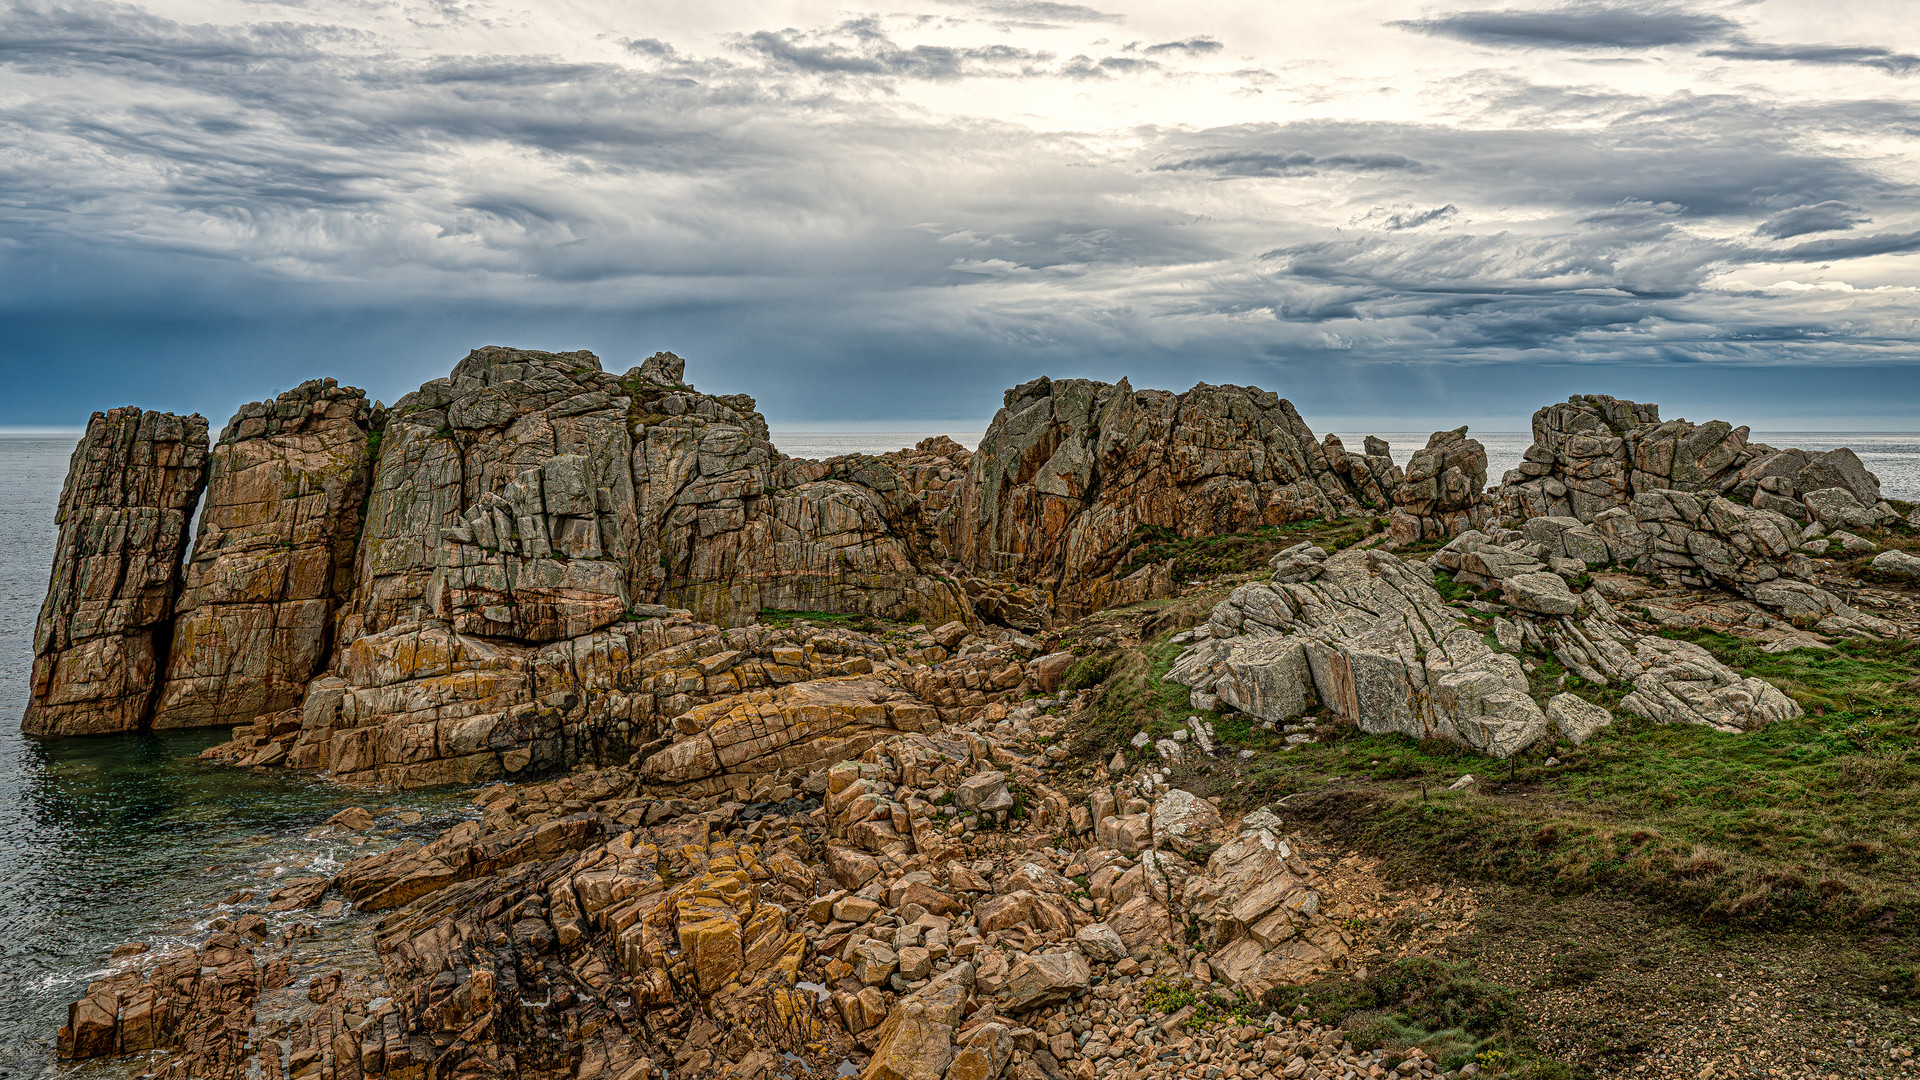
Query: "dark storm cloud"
1705 42 1920 77
1757 201 1871 239
1152 106 1897 218
1394 2 1739 50
2 0 1919 432
1772 230 1920 261
1369 205 1460 230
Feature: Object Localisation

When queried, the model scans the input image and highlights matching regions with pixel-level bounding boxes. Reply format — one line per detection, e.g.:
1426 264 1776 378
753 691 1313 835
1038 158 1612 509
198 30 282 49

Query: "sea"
0 426 1915 1071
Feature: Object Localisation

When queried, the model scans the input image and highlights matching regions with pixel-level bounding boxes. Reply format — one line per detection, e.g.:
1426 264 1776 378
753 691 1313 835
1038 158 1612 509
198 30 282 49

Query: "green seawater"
0 437 472 1076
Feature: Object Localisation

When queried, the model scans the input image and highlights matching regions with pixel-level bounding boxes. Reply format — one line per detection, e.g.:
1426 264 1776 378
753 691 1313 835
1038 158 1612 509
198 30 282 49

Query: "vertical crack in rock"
24 407 209 735
151 379 375 729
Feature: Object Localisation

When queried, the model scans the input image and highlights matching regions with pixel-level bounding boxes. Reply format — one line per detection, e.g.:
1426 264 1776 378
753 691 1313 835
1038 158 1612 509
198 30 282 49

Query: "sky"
2 0 1919 433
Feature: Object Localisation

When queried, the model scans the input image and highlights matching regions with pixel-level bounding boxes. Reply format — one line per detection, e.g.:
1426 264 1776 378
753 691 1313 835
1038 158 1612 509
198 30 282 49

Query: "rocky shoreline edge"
23 346 1920 1080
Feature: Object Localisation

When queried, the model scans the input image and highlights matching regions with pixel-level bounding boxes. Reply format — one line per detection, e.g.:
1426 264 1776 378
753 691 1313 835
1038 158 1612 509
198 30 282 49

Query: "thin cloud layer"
1 0 1918 429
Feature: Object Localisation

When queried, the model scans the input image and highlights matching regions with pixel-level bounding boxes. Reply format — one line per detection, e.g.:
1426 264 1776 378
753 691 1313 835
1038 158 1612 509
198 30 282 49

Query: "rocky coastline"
22 349 1920 1080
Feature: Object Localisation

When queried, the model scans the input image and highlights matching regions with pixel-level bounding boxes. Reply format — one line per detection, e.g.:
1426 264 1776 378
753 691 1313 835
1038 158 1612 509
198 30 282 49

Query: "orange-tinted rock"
24 408 208 735
948 377 1367 622
153 380 373 729
639 677 936 789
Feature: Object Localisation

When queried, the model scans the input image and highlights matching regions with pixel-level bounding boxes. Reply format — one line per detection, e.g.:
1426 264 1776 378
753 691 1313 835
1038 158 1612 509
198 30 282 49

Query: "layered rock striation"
24 408 209 735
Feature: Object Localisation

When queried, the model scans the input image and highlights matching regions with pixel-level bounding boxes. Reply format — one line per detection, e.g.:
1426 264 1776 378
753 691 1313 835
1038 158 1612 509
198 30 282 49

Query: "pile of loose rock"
64 616 1449 1080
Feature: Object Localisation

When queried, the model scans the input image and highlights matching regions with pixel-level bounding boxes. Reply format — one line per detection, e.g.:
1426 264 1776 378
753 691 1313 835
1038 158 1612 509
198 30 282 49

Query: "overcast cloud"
2 0 1918 431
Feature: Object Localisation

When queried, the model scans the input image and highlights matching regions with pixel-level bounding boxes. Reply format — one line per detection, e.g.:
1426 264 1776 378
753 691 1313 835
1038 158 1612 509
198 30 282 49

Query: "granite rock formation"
1321 434 1402 512
1495 394 1901 531
344 347 642 644
1170 540 1804 757
1386 426 1491 544
948 377 1367 621
152 380 375 728
1499 491 1902 639
1168 548 1554 757
24 408 209 735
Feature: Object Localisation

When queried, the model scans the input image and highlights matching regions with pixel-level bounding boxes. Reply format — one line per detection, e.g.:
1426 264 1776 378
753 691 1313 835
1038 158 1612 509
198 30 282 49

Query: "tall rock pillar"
151 380 376 729
23 409 209 736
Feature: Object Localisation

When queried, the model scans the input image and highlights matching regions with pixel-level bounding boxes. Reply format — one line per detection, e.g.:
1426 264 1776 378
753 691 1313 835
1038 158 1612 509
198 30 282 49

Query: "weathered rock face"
348 345 968 640
1495 395 1739 521
58 934 269 1067
1170 548 1552 758
345 346 641 645
24 408 209 736
1173 539 1806 755
1182 822 1349 999
639 677 939 791
1431 530 1805 730
1388 427 1491 544
948 377 1367 621
637 416 971 628
1322 433 1403 512
206 612 908 788
151 380 374 729
1502 490 1903 639
1494 394 1898 531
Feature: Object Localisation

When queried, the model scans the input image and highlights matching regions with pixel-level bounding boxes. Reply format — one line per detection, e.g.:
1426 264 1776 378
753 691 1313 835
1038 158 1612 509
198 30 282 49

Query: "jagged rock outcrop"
347 346 969 643
1322 434 1403 512
24 408 209 736
151 380 375 729
1171 541 1805 756
1168 548 1552 757
640 422 972 630
1182 820 1350 999
344 346 642 645
948 377 1367 621
1503 491 1903 639
58 933 271 1069
1495 394 1901 531
1387 427 1492 544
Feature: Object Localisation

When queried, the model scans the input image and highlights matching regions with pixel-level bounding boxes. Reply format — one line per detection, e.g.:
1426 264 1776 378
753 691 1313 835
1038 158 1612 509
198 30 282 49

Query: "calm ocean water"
0 437 471 1075
0 424 1913 1070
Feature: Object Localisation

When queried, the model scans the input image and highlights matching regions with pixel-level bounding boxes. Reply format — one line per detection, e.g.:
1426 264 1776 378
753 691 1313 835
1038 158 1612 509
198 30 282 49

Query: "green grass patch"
1069 639 1254 761
1072 620 1920 935
754 608 888 634
1120 518 1384 581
